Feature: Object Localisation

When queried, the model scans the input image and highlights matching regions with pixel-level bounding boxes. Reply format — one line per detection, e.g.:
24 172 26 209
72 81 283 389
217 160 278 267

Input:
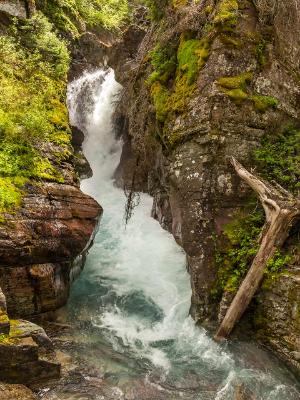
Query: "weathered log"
214 157 300 341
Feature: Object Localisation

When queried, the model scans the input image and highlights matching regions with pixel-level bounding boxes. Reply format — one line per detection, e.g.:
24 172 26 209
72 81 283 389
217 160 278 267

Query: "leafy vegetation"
213 207 264 296
254 126 300 194
0 13 71 215
36 0 129 36
142 0 168 21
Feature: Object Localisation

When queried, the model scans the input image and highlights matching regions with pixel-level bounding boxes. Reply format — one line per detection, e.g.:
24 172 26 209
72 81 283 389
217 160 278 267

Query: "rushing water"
40 69 300 400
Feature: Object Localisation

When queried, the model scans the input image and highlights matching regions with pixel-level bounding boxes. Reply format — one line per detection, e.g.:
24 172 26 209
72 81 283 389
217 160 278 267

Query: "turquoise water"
43 69 300 400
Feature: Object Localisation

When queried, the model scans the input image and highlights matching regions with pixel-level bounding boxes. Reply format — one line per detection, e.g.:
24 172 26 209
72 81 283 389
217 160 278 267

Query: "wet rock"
234 384 255 400
0 383 37 400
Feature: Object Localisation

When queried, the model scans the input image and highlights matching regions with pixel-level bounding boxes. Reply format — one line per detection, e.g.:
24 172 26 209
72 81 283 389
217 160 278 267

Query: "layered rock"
113 0 300 373
0 182 101 317
0 318 60 384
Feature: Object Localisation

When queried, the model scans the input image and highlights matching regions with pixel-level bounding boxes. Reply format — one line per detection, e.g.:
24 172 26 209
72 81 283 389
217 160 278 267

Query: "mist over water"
62 69 300 400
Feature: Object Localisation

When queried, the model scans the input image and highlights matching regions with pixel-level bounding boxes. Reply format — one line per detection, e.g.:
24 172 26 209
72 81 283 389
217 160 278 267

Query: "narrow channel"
40 69 300 400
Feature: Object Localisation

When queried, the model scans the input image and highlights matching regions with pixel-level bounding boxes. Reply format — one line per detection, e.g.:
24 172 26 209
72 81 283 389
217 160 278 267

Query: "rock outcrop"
0 182 101 317
113 0 300 373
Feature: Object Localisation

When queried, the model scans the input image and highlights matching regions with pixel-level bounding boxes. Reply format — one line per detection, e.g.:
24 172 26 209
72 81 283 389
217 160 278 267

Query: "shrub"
0 16 70 215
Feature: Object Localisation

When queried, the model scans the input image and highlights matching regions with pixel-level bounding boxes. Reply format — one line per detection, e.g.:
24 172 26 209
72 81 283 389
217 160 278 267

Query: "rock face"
0 318 60 385
0 182 101 317
0 1 27 19
113 0 300 373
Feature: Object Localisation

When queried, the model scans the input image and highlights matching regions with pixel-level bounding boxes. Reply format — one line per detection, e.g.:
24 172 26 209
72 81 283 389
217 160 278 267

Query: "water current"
39 69 300 400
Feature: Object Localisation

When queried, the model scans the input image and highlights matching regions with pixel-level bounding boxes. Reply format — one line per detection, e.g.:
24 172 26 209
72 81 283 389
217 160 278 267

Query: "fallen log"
214 157 300 341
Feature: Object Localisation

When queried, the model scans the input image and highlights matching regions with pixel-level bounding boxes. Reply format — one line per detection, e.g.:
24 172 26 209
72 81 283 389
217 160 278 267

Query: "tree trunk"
214 157 300 341
26 0 36 18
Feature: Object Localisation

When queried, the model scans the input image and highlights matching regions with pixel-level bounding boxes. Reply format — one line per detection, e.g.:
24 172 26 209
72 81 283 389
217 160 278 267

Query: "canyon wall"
112 0 300 374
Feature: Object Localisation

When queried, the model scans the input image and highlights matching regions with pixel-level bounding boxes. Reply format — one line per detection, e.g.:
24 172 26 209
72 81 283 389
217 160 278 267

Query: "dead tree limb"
214 157 300 341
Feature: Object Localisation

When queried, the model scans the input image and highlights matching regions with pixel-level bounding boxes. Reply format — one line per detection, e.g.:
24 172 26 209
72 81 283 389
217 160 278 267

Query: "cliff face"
112 0 300 373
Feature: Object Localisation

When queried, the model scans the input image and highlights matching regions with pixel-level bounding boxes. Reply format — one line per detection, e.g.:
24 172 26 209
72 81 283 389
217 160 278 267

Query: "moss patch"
213 0 239 30
148 35 211 132
217 72 279 112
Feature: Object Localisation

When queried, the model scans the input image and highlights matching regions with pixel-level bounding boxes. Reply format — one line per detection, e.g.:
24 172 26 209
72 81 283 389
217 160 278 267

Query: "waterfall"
64 69 300 400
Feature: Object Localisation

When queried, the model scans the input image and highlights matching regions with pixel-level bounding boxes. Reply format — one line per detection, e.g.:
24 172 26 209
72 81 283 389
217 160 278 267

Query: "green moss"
177 37 210 85
172 0 188 8
213 0 239 29
217 72 279 111
255 39 267 68
150 82 170 122
0 310 9 325
250 94 278 112
218 72 253 90
149 35 211 129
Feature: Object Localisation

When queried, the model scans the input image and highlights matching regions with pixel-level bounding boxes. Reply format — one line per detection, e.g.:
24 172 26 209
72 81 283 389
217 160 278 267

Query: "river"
38 69 300 400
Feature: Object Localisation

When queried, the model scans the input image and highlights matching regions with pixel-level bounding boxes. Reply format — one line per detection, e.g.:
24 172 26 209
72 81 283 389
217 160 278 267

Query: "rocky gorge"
110 0 300 376
0 0 299 398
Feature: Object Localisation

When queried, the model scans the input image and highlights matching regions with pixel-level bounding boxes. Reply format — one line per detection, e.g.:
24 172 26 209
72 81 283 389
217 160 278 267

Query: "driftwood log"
214 157 300 341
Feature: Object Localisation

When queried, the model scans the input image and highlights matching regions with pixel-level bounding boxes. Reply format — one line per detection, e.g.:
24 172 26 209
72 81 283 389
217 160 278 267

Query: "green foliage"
262 251 291 289
0 14 71 215
214 208 291 297
37 0 129 36
142 0 168 21
214 209 264 295
213 127 299 297
147 44 177 85
254 127 300 194
12 12 70 78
